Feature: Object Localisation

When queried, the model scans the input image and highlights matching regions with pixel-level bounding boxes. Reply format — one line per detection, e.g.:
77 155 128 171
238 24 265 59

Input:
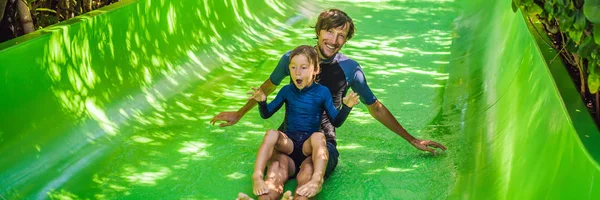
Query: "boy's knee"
264 129 280 142
310 132 326 145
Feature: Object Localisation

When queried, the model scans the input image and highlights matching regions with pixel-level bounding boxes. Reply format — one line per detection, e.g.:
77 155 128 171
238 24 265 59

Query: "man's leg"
253 130 294 196
257 152 295 200
296 132 327 198
294 158 314 200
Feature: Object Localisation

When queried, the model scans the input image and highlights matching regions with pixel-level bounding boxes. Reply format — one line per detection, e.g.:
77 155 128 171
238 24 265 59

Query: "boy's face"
317 23 349 60
289 54 316 90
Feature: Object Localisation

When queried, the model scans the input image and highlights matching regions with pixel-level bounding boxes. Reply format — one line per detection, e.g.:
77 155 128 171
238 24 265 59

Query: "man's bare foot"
236 192 254 200
296 180 322 198
252 175 269 195
281 190 293 200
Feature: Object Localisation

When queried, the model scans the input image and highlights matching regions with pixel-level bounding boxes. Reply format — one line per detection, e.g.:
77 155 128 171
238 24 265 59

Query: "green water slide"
0 0 599 199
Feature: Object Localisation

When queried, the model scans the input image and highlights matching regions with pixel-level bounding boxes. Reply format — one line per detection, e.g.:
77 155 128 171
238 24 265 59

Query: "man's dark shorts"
284 131 339 179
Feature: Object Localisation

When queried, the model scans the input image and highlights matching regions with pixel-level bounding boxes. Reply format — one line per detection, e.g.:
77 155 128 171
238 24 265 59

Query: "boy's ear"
313 68 320 75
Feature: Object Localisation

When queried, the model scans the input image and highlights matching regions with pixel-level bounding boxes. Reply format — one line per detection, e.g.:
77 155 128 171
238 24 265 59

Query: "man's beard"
318 44 337 60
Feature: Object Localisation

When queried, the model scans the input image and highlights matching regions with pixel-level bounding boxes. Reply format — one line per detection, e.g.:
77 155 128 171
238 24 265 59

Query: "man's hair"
290 45 320 75
314 9 355 40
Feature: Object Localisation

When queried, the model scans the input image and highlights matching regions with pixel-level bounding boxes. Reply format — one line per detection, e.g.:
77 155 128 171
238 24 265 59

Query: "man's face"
289 54 316 90
317 23 350 60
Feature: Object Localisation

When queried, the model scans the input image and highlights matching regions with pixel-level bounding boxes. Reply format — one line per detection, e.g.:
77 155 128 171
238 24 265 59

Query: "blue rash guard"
269 51 377 144
266 50 376 178
257 83 352 135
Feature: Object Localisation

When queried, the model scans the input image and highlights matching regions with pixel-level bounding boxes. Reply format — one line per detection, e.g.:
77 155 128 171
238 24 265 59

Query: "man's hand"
410 139 447 154
210 111 242 127
342 91 360 107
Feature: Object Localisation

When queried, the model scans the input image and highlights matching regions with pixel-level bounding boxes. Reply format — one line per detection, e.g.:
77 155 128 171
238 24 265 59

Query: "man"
212 9 447 199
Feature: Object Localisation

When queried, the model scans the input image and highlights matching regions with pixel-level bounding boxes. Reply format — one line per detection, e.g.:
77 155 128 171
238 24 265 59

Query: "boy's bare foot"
295 180 322 198
236 192 254 200
281 190 293 200
252 175 269 195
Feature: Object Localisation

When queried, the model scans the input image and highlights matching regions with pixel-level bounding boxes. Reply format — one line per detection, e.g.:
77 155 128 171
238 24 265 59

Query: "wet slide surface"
0 0 598 199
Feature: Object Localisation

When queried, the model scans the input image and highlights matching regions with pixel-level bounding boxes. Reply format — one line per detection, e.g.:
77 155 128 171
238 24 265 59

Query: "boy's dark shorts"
285 131 310 177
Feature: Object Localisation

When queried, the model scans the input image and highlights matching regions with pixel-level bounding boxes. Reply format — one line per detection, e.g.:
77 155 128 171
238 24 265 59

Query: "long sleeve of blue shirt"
257 84 353 133
257 90 285 119
322 90 352 127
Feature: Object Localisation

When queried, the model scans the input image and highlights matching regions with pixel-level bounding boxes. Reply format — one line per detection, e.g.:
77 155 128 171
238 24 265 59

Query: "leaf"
527 3 543 16
512 0 518 13
569 28 583 43
578 36 598 58
35 8 56 14
573 10 587 30
558 10 575 30
584 0 600 24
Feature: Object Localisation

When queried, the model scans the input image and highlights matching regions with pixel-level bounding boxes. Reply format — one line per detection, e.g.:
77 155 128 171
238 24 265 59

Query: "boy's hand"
248 86 266 102
342 91 360 107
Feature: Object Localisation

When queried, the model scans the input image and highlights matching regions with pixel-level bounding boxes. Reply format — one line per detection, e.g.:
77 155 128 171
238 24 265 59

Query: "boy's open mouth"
296 79 303 85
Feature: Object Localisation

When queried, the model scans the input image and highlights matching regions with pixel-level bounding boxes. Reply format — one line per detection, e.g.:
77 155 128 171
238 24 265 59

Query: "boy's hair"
314 9 355 40
290 45 320 79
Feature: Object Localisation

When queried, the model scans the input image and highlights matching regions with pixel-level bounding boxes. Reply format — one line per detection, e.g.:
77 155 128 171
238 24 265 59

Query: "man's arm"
367 100 447 154
210 78 278 127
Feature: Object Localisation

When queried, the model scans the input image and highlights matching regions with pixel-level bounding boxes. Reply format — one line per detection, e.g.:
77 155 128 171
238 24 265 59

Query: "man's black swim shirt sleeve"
268 52 291 86
350 68 377 105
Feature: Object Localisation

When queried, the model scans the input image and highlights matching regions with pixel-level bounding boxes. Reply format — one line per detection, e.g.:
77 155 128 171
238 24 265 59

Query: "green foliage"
578 36 598 58
517 0 600 94
28 0 121 29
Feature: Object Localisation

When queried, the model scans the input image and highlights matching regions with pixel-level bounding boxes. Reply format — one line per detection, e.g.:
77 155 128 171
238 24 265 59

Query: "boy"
248 45 360 197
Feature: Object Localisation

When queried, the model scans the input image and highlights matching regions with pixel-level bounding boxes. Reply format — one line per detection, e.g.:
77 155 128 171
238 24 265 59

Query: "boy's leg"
295 132 328 198
253 130 294 196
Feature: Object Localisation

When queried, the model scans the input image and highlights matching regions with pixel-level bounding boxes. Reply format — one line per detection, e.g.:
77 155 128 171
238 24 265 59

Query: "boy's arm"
257 87 285 119
210 78 277 127
324 91 357 127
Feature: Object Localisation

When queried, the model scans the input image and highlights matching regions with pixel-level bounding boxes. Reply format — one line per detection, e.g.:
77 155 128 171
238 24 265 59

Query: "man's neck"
319 54 336 64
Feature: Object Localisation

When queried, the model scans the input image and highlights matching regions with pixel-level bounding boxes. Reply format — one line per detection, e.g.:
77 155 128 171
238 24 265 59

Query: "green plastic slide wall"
446 0 600 199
